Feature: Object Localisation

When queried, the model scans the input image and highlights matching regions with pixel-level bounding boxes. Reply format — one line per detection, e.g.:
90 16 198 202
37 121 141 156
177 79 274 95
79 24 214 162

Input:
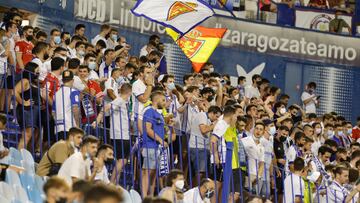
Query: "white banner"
295 9 352 33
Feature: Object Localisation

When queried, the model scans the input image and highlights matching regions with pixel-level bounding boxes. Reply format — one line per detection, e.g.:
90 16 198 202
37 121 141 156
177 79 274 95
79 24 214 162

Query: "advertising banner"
295 9 352 32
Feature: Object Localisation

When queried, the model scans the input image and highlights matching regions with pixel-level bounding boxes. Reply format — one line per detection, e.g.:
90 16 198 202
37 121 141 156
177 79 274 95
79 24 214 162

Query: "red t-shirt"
15 40 34 73
352 126 360 141
42 73 60 100
81 80 104 124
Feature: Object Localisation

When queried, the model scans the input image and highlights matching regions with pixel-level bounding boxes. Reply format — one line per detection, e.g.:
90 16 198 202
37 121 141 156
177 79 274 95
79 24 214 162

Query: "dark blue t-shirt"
142 107 165 149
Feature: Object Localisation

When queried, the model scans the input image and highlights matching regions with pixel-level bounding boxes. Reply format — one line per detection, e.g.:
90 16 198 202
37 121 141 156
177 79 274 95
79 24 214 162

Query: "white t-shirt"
110 97 130 140
8 37 15 67
301 91 317 114
94 165 110 184
88 70 99 80
190 112 210 149
242 136 265 175
73 75 86 91
58 152 91 185
67 46 77 58
32 58 47 81
284 173 305 203
53 86 80 132
245 85 260 99
107 39 118 49
104 77 119 102
92 35 108 48
43 59 52 73
285 145 297 173
140 45 150 57
0 131 4 151
260 137 273 179
182 104 199 134
211 119 229 164
184 187 210 203
132 79 147 120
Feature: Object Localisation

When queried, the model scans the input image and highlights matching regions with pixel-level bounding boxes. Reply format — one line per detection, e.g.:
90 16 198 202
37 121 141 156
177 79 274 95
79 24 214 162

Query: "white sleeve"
301 92 310 102
132 82 145 97
140 47 148 57
73 77 86 91
183 189 194 203
69 158 82 179
258 147 265 162
212 122 227 138
244 86 251 99
104 79 114 91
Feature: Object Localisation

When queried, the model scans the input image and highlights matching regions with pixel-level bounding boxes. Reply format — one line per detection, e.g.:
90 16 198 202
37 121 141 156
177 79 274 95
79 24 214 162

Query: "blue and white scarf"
312 156 331 188
158 145 170 177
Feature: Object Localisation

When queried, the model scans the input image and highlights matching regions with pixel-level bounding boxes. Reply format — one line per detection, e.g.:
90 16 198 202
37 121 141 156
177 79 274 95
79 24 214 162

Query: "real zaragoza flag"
131 0 214 35
166 26 227 72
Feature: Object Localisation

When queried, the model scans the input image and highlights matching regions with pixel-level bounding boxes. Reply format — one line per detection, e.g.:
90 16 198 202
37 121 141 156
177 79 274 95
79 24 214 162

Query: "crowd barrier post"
222 142 233 203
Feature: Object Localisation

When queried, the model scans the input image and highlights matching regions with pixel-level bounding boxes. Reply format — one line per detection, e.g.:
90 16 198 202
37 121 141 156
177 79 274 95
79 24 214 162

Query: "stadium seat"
0 154 10 164
0 182 15 202
13 185 30 203
34 174 45 192
20 149 35 173
28 188 43 203
130 189 142 203
20 172 35 192
5 169 22 187
9 147 22 160
0 196 11 203
122 188 133 203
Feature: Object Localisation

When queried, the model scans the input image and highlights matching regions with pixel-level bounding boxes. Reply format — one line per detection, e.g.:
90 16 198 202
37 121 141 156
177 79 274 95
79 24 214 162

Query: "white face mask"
234 94 239 100
269 126 276 136
175 180 185 190
209 67 214 73
327 130 334 137
279 107 286 115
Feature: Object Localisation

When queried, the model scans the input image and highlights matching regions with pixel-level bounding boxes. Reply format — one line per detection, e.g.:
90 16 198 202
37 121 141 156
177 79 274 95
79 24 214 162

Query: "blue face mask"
338 131 344 136
54 36 61 44
111 34 117 42
347 129 352 134
88 62 97 70
167 82 176 90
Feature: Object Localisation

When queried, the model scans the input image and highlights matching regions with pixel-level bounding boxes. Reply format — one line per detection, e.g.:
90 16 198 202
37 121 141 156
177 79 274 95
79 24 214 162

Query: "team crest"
178 29 204 58
217 0 227 7
167 1 198 21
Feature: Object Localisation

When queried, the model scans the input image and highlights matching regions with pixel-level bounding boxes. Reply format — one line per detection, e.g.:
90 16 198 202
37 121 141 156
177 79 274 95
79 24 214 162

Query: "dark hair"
350 142 360 148
208 106 222 114
270 86 280 95
68 58 81 69
246 104 257 115
333 166 348 177
84 53 96 61
61 31 70 39
51 57 65 71
166 169 184 187
80 135 99 147
84 184 122 203
35 30 47 40
161 74 175 84
115 56 125 63
200 178 212 186
149 34 160 42
293 157 305 171
295 132 305 143
100 24 111 32
308 82 317 89
5 22 17 31
318 146 333 156
96 144 113 157
279 125 290 132
78 65 89 72
150 91 165 101
75 24 86 31
23 25 33 32
68 127 85 138
324 139 338 148
255 122 265 129
349 168 359 183
104 49 115 56
149 50 162 57
356 160 360 168
351 150 360 161
274 102 285 112
223 106 236 117
54 46 67 54
125 63 137 70
110 68 122 77
96 39 107 49
308 113 317 119
183 74 194 84
279 94 290 100
224 99 237 107
71 35 83 43
72 180 92 194
75 41 86 48
120 83 132 94
49 28 60 35
237 116 247 124
336 147 347 154
32 42 48 55
251 74 261 82
237 76 246 84
303 124 313 130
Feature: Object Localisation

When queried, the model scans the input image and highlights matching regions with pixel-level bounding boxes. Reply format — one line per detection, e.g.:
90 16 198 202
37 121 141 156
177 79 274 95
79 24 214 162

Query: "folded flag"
166 26 227 72
131 0 215 35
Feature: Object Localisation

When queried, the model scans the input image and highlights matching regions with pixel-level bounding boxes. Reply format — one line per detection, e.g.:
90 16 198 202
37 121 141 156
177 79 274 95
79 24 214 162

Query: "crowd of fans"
1 7 360 203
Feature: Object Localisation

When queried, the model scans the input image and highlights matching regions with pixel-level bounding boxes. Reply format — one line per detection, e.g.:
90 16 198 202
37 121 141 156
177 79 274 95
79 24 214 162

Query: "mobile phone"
316 96 321 99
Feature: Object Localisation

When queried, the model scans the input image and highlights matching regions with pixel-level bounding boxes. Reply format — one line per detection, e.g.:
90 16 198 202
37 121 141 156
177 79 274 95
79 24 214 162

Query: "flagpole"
215 0 238 18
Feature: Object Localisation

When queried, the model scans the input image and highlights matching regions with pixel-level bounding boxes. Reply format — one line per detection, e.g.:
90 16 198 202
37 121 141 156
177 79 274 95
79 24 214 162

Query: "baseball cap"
62 70 74 83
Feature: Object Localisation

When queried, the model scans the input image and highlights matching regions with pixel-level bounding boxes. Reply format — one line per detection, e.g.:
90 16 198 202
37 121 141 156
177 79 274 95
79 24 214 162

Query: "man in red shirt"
15 26 34 73
78 65 104 125
42 57 65 104
352 117 360 142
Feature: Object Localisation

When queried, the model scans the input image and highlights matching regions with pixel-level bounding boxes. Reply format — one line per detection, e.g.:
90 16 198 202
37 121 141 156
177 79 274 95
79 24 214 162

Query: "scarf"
158 145 170 177
312 156 331 188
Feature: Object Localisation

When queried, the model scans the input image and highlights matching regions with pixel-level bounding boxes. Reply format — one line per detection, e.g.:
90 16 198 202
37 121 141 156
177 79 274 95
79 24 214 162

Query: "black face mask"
150 59 157 63
256 81 262 86
207 96 214 102
44 53 50 60
297 143 304 148
26 35 33 42
65 38 70 45
205 189 215 199
280 136 287 142
56 198 67 203
105 158 114 165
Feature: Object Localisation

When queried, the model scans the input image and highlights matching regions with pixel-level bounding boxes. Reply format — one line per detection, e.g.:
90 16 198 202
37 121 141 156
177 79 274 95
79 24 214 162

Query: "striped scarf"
158 145 170 177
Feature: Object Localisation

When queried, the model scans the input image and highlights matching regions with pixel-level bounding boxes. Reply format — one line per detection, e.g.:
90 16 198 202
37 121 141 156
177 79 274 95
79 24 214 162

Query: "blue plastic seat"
9 147 22 161
0 182 15 202
20 149 35 174
34 174 45 192
13 185 29 203
5 169 22 187
20 172 35 192
28 188 43 203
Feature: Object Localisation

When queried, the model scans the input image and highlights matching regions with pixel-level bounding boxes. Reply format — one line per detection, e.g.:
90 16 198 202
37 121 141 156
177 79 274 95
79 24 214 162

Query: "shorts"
190 148 209 172
142 148 158 170
209 163 223 182
231 169 246 194
16 105 40 130
111 139 131 159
